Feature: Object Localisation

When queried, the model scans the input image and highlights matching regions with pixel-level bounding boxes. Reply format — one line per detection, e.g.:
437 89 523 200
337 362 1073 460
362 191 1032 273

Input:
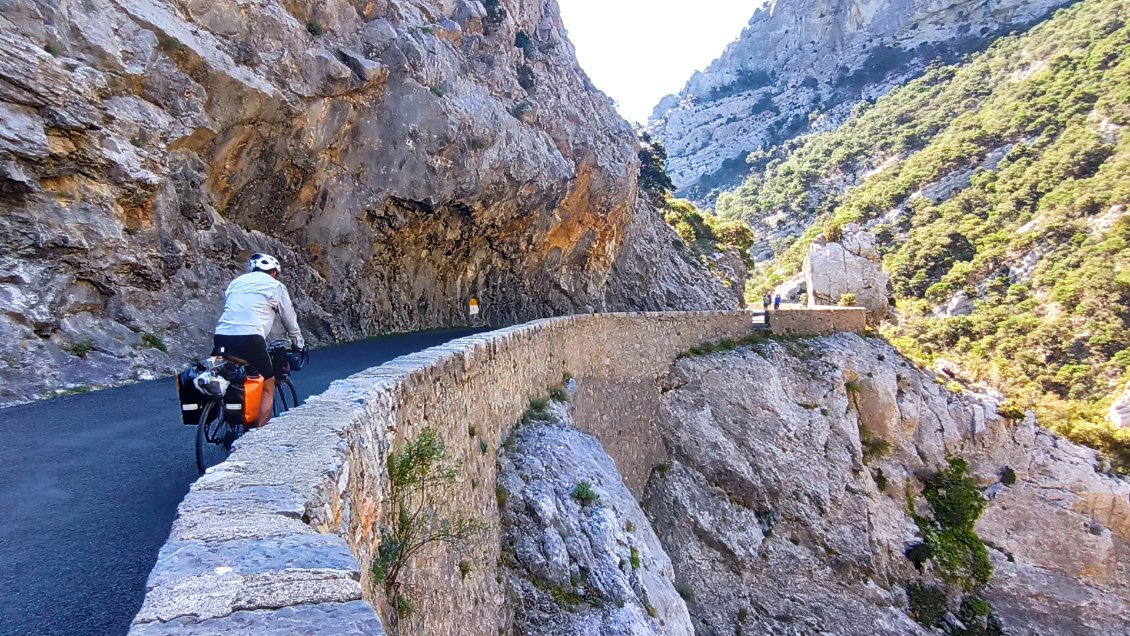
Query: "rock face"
0 0 738 405
803 224 888 322
1111 382 1130 428
497 408 694 636
643 334 1130 635
649 0 1072 196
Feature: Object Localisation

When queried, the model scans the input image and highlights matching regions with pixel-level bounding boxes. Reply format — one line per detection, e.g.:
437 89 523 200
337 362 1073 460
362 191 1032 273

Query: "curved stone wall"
130 311 757 635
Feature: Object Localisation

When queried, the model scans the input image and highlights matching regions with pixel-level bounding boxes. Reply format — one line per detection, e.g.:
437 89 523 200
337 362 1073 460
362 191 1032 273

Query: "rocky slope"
649 0 1072 198
494 332 1130 635
727 0 1130 460
0 0 738 405
644 334 1130 635
497 407 693 635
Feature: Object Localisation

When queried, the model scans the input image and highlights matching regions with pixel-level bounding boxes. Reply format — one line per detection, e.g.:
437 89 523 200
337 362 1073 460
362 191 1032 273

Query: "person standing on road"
774 293 782 310
212 253 305 428
763 293 771 312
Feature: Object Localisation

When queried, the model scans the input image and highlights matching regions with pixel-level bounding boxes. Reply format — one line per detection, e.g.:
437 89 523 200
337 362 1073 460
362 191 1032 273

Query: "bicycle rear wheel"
195 401 241 475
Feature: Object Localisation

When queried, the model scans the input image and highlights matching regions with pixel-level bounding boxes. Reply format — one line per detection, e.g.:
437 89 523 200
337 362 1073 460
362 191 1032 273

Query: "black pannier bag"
176 364 207 425
221 365 249 427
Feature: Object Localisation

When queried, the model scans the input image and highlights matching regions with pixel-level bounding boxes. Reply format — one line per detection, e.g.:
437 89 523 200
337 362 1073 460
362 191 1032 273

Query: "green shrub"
458 559 472 580
906 582 948 627
571 481 599 506
999 466 1017 486
479 439 488 455
629 546 641 569
373 430 482 623
824 222 844 243
674 581 695 602
909 458 992 590
521 397 551 424
306 20 324 36
548 384 568 402
44 42 63 57
860 424 891 464
141 333 167 352
839 293 857 306
509 100 532 120
156 33 181 52
638 132 675 202
429 85 446 97
64 340 94 358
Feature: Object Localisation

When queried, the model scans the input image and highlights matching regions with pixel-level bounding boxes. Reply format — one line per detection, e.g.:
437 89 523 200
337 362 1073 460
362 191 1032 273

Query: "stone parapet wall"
130 311 755 635
769 306 867 336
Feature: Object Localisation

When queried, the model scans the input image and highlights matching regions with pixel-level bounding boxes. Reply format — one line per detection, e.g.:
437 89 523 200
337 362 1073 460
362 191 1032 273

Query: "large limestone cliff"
649 0 1072 197
0 0 736 405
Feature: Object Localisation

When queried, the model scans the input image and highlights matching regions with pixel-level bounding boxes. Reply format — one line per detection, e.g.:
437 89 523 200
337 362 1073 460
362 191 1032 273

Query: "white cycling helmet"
248 253 281 273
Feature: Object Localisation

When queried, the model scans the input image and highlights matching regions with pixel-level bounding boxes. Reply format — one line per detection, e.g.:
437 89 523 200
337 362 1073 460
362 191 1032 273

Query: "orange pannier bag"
242 374 264 428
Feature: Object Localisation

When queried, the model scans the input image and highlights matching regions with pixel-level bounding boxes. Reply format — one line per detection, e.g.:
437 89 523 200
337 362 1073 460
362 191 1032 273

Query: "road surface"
0 329 483 636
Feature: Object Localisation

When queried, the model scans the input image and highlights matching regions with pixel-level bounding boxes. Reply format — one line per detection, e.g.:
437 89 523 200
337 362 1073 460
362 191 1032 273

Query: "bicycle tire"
280 378 299 411
195 400 240 475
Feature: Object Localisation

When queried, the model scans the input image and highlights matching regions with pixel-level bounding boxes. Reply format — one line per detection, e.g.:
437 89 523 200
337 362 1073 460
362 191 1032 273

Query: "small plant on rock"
44 42 63 57
906 582 947 628
371 429 483 629
64 339 95 358
306 20 324 36
839 292 857 306
675 581 695 602
521 397 551 425
908 457 992 589
509 99 532 120
141 333 167 352
629 546 641 569
458 559 472 580
548 384 568 402
999 466 1017 486
571 481 599 506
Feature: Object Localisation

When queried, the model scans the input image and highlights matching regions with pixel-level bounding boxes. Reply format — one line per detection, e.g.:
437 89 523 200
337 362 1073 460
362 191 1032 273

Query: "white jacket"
215 271 304 348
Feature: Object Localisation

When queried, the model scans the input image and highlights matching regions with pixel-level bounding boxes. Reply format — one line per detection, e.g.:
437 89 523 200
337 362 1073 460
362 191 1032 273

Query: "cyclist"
212 253 305 428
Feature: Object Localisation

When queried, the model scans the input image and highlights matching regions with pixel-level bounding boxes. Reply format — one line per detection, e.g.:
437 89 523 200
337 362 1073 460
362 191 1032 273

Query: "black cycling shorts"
212 334 274 380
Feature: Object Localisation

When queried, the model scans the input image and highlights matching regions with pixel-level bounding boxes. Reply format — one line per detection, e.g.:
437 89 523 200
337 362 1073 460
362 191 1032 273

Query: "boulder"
803 224 889 323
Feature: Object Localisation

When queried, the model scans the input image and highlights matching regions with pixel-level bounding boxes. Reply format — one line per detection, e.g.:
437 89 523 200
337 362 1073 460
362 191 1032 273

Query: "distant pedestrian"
763 294 771 311
774 293 782 310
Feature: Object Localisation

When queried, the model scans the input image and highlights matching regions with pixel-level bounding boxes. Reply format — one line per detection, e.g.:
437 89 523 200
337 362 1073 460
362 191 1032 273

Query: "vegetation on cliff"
638 134 754 266
719 0 1130 467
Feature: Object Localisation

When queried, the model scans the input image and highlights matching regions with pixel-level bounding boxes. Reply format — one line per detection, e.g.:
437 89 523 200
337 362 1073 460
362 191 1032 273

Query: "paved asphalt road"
0 328 483 636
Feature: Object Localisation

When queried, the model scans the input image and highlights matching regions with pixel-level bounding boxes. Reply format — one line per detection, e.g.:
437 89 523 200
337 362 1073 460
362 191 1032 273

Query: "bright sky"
556 1 763 124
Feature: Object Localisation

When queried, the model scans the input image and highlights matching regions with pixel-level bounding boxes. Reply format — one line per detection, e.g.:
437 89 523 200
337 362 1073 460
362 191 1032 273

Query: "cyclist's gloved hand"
291 341 303 353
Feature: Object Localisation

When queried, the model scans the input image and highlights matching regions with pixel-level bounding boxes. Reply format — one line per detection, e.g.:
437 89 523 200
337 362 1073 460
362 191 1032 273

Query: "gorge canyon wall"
0 0 737 405
649 0 1074 198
